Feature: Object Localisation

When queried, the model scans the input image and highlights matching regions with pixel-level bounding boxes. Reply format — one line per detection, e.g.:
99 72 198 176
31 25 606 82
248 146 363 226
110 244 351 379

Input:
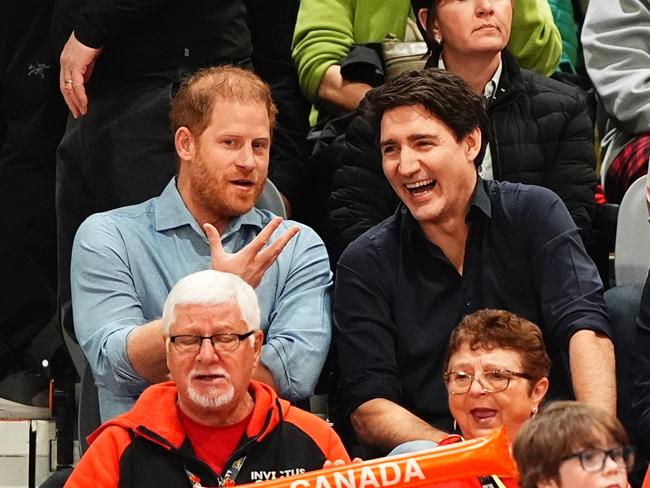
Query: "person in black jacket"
328 0 596 262
54 0 310 341
0 0 68 414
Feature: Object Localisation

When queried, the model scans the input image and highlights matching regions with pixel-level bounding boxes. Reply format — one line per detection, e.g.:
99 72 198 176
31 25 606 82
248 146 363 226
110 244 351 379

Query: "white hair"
162 270 260 335
185 368 235 408
187 385 235 409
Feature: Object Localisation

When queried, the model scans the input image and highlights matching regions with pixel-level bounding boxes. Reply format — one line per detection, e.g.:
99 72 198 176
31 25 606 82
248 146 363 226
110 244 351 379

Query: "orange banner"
239 427 517 488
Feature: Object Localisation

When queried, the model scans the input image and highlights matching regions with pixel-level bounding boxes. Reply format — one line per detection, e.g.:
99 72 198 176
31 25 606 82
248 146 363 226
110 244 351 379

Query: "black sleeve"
245 0 310 209
543 88 597 240
328 113 399 262
633 271 650 458
334 234 403 416
524 186 611 359
75 0 168 48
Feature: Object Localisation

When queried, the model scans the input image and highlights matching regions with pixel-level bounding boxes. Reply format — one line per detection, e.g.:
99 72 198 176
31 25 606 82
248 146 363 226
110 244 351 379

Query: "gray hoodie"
582 0 650 135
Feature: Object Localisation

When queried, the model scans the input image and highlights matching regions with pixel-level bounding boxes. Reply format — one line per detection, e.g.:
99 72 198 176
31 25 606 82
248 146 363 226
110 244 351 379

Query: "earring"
453 419 457 431
531 407 538 417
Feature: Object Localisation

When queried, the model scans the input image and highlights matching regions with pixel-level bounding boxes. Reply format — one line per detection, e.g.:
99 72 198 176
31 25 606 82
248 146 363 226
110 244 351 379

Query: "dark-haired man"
71 66 332 421
334 69 615 454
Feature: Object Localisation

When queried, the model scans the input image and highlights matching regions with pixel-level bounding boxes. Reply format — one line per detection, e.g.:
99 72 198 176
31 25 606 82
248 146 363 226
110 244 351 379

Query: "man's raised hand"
204 217 300 288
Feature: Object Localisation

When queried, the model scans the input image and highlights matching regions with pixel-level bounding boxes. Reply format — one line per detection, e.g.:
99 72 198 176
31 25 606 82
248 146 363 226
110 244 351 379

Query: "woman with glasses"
442 309 550 443
513 401 632 488
390 308 549 487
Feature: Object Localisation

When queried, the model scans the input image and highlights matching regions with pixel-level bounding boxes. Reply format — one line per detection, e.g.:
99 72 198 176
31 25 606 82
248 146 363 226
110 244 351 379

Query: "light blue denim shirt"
71 179 332 421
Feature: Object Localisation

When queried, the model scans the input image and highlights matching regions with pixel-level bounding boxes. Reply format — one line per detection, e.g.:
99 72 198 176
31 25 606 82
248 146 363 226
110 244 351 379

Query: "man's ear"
175 127 194 162
464 127 482 162
252 329 263 363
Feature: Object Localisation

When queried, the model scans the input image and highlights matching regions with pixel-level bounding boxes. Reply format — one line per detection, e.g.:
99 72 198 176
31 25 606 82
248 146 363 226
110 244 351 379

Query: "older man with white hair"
65 270 349 488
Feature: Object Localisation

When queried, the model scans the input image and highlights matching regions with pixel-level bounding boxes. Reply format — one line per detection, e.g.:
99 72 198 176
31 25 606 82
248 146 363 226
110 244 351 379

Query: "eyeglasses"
169 331 255 353
562 446 635 473
443 369 532 394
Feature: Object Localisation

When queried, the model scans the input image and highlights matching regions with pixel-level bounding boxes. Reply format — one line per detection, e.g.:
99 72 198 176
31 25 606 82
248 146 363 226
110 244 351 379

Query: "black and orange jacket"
64 381 349 488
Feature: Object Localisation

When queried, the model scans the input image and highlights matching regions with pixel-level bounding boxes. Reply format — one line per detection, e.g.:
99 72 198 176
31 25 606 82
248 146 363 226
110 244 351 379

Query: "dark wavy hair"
363 68 490 167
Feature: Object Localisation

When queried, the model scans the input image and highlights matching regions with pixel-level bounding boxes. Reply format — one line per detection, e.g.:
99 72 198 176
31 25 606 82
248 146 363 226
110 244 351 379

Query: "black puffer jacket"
53 0 252 95
328 51 596 262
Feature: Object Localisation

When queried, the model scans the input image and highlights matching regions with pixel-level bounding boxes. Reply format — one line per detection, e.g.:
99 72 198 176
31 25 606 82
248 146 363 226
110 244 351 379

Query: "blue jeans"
604 283 643 433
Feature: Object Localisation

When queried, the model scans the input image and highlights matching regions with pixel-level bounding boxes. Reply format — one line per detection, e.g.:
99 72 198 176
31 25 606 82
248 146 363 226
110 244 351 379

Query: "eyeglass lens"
447 370 512 393
578 446 634 472
173 334 244 352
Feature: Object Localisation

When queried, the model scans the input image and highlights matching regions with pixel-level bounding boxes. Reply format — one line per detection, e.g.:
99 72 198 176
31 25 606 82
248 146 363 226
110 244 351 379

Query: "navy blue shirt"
334 179 610 433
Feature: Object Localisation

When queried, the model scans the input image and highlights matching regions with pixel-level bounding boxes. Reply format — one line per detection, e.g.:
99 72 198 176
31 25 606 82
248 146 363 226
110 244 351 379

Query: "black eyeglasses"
169 331 255 353
443 369 532 394
562 446 635 472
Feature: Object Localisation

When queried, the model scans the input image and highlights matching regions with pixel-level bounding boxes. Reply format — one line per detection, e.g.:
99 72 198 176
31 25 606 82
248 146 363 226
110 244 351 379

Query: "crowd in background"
1 0 649 487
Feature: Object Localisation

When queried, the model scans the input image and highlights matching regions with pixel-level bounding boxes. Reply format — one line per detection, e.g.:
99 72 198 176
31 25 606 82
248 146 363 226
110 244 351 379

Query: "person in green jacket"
292 0 562 117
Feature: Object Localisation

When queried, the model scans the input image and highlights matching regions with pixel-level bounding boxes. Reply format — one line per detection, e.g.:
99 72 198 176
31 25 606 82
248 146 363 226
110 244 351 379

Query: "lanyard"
479 475 508 488
184 455 247 488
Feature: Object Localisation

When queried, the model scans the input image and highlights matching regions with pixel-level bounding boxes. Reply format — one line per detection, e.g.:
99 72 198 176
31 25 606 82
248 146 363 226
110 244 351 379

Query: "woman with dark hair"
328 0 597 262
513 401 632 488
390 309 550 488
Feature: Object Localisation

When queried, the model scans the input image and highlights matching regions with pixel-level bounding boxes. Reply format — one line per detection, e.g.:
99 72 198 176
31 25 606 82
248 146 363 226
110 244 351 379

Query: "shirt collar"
154 178 198 232
483 62 502 103
471 177 492 218
154 178 266 237
437 57 503 103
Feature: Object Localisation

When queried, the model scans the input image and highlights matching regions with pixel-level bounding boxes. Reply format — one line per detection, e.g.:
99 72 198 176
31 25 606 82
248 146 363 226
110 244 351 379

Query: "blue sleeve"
388 440 438 456
259 223 333 402
71 214 150 397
